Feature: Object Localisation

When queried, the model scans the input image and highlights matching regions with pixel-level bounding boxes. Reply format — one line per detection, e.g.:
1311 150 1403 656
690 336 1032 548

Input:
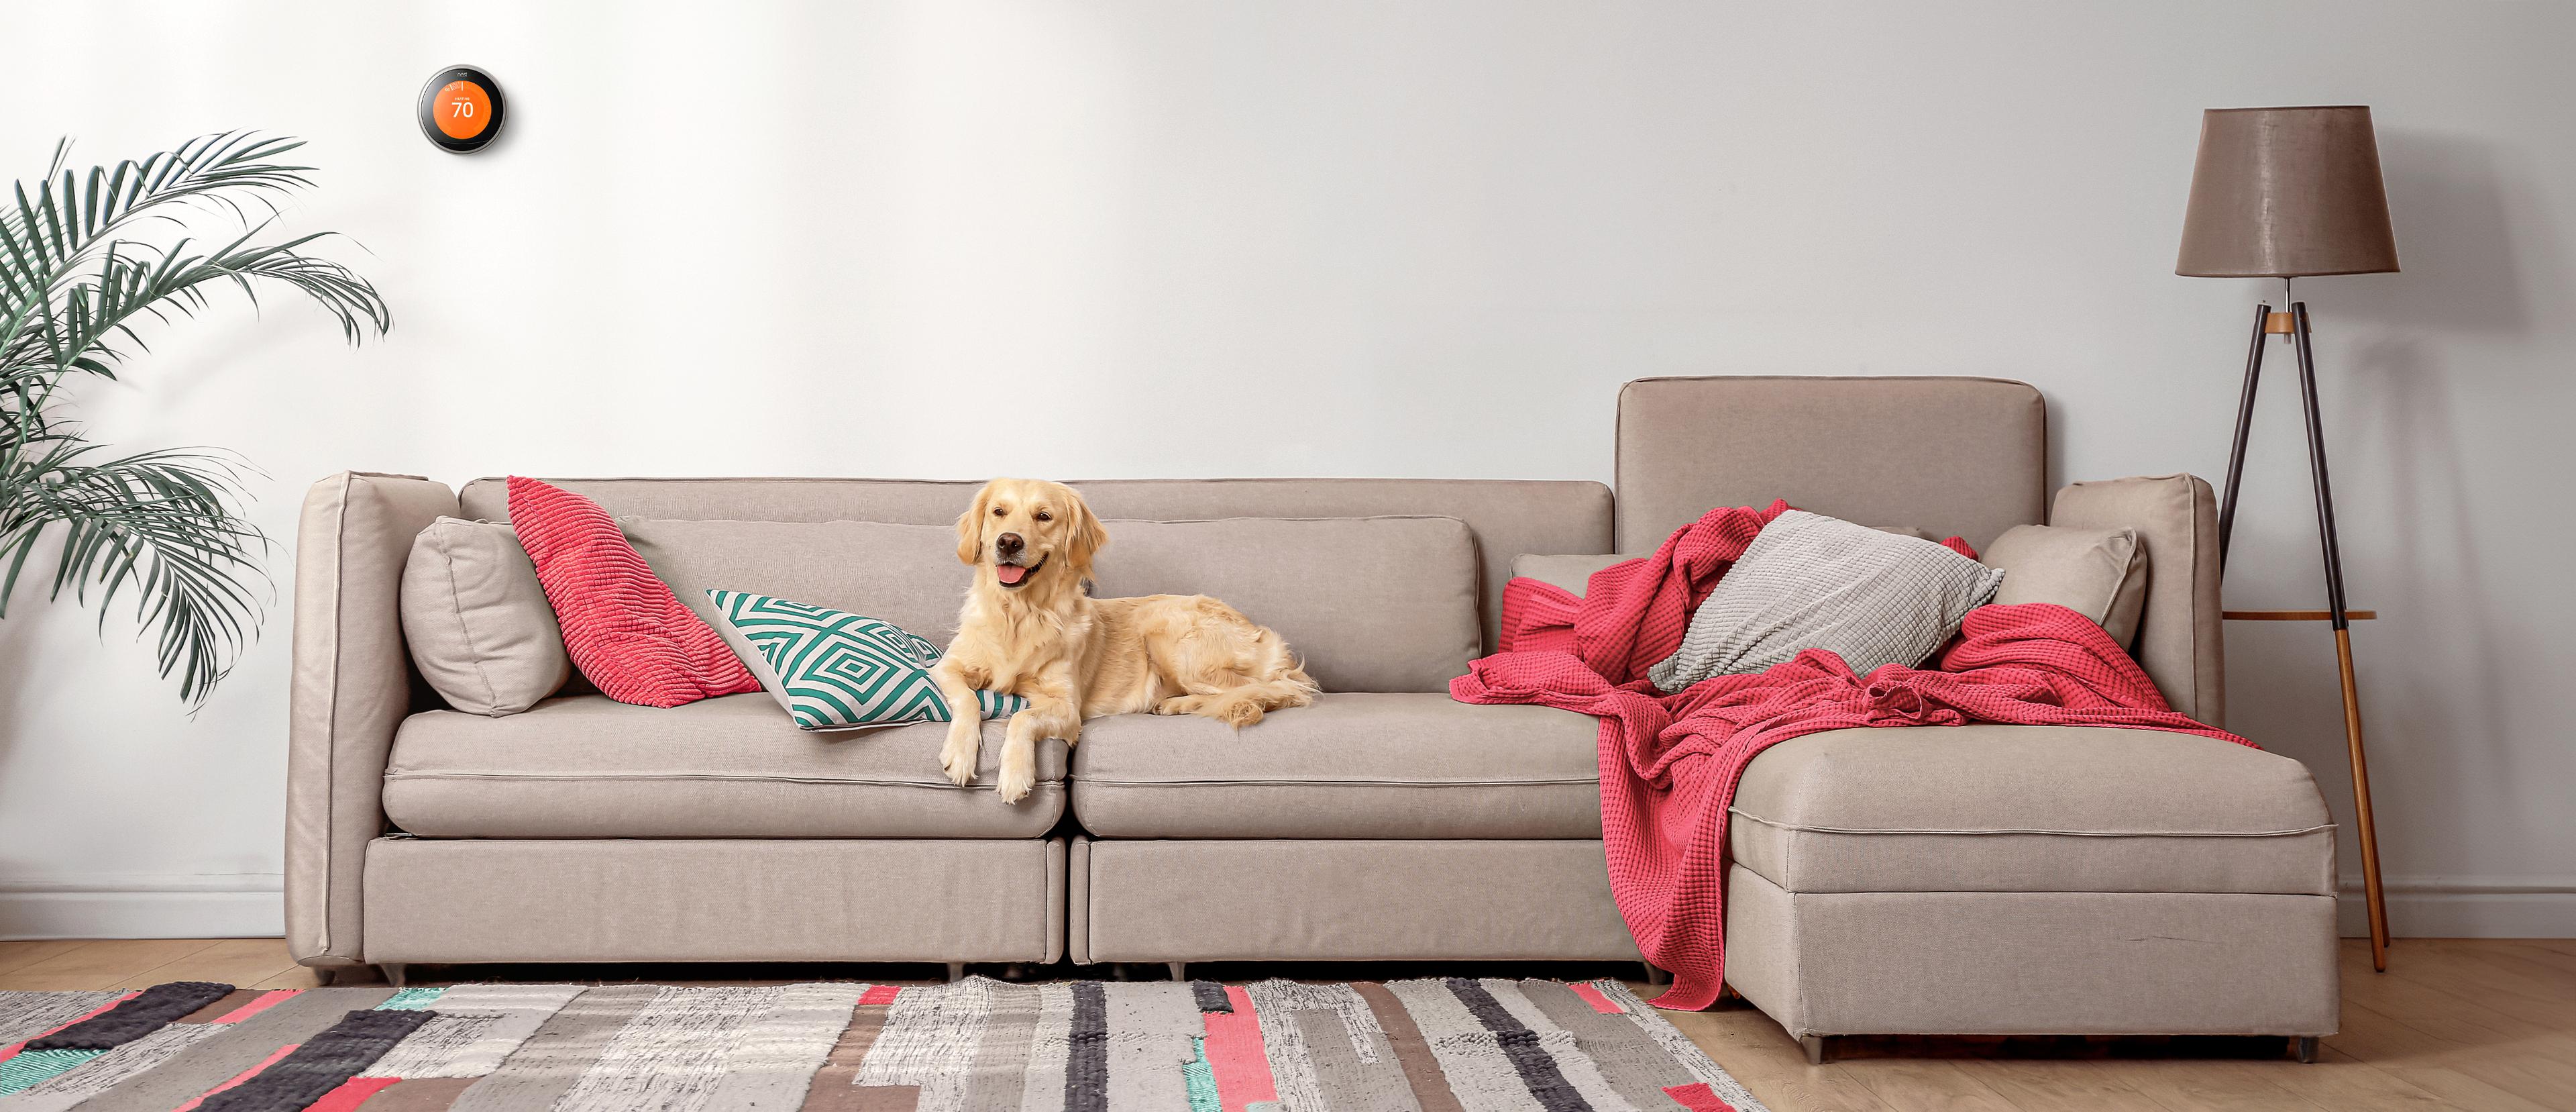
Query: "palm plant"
1 132 391 707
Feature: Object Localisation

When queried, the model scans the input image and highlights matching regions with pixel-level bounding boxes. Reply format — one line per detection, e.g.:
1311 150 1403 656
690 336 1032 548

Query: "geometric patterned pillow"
705 591 1027 731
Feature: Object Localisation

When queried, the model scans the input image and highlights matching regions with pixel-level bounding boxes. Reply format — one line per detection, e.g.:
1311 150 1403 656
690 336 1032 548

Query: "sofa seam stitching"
384 771 1066 788
2193 476 2219 724
319 470 353 959
1728 811 2334 838
1075 776 1599 787
431 523 504 713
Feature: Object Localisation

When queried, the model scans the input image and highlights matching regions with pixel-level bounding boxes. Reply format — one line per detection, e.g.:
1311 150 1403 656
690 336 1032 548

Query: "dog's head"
955 477 1107 594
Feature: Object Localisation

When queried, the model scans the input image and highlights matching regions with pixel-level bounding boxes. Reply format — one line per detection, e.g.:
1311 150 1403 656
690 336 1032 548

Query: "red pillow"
506 476 759 707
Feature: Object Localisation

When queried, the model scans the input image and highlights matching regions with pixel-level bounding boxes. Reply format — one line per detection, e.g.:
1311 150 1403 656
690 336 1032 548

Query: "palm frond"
0 435 269 705
0 132 388 707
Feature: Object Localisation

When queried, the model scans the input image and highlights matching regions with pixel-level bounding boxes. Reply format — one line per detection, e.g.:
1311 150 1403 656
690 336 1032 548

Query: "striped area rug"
0 977 1766 1111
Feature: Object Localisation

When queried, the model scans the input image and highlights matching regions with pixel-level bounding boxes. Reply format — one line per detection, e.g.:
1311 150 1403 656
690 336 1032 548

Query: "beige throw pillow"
1510 527 1945 599
1648 511 2006 691
1981 523 2149 648
401 517 572 715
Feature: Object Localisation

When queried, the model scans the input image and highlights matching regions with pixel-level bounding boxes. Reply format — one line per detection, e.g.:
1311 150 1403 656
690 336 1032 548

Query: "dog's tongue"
997 564 1028 585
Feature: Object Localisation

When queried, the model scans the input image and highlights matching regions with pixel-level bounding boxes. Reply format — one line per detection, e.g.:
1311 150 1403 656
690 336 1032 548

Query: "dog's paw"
939 729 980 787
1215 700 1266 729
1155 695 1203 716
996 754 1037 803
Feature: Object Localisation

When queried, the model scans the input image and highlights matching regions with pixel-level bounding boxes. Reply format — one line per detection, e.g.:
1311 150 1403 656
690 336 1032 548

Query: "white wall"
2 1 2569 939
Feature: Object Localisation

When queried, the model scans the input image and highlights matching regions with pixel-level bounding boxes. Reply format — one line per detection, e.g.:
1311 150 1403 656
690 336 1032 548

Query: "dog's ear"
1063 489 1108 574
955 483 994 566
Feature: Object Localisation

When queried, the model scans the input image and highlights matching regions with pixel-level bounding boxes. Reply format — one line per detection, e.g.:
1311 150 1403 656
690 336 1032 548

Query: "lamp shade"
2177 106 2399 278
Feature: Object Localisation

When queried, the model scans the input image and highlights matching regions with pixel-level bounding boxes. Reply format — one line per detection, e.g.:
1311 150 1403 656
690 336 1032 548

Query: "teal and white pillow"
706 591 1026 731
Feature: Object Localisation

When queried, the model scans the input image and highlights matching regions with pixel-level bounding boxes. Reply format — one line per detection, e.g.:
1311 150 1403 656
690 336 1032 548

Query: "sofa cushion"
1085 517 1481 693
622 519 968 644
1067 693 1601 838
382 694 1063 838
1983 523 2149 647
459 476 1617 657
626 515 1482 695
2049 473 2224 725
400 517 570 715
1729 725 2335 896
1510 552 1637 597
1613 376 2045 552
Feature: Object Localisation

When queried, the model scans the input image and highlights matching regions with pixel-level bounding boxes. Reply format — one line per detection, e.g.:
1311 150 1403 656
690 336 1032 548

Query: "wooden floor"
2 938 2569 1111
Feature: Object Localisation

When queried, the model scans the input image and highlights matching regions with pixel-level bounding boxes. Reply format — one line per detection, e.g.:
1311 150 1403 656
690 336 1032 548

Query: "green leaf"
1 131 389 707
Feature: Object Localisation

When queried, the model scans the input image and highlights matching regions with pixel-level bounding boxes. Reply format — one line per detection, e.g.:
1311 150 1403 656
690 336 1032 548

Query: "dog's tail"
1198 668 1319 729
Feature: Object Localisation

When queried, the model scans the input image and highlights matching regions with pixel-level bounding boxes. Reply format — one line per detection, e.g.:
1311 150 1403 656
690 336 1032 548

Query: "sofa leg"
309 966 338 987
2293 1036 2320 1063
1167 962 1187 982
1642 962 1670 986
946 962 967 983
380 964 407 988
1800 1035 1829 1066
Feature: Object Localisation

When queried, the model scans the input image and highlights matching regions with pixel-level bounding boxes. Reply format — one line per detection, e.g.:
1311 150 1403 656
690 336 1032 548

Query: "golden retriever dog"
933 478 1318 802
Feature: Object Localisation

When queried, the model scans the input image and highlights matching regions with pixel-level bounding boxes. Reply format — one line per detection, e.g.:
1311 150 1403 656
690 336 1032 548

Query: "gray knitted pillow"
1649 510 2006 693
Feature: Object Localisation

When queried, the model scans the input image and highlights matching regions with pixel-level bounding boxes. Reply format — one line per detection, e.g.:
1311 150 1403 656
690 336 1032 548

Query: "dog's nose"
996 533 1024 557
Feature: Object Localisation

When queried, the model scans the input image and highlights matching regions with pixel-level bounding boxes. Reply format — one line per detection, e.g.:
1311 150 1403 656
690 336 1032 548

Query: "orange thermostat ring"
418 65 506 153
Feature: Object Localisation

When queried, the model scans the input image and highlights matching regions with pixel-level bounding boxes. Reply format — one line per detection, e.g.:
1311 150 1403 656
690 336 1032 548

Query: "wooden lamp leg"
2291 301 2390 970
2334 627 2390 970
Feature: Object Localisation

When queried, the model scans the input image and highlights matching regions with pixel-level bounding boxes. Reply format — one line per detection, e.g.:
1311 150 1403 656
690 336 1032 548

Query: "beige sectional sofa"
285 375 2339 1060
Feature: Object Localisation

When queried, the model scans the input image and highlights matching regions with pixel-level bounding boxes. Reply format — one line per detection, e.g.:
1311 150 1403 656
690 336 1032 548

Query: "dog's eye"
1034 510 1053 522
991 507 1008 517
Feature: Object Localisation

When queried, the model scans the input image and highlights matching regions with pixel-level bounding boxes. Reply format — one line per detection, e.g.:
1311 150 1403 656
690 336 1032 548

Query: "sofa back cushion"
2047 474 2224 725
1616 376 2047 552
623 519 965 644
618 515 1482 693
1089 516 1481 693
460 476 1614 654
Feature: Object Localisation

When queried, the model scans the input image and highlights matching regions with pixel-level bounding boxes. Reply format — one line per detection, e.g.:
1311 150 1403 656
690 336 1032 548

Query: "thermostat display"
419 66 505 152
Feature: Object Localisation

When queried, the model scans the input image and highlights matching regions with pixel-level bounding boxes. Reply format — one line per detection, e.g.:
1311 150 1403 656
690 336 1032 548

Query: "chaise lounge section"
1607 377 2336 1060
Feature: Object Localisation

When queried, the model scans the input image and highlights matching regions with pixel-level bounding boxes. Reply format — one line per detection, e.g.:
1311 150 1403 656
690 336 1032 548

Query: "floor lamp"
2177 105 2398 970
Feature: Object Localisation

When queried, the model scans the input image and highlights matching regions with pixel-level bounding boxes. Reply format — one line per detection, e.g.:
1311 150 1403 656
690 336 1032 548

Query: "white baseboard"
0 875 284 940
2337 875 2576 938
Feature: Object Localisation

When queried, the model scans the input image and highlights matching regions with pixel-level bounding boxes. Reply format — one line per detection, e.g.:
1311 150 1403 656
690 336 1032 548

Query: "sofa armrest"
286 472 459 966
2049 473 2224 727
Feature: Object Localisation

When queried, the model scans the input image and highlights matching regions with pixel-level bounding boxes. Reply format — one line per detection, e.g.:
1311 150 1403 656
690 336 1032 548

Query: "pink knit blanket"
1450 501 2253 1010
